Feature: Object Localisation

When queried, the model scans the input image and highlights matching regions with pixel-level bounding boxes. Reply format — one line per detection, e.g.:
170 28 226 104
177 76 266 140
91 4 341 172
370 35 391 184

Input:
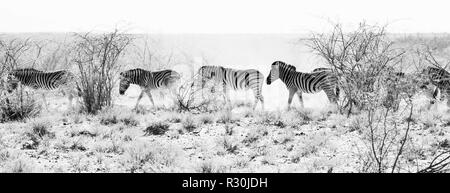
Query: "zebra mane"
120 68 150 77
201 65 225 70
274 61 296 72
199 65 225 73
11 68 42 73
11 68 71 75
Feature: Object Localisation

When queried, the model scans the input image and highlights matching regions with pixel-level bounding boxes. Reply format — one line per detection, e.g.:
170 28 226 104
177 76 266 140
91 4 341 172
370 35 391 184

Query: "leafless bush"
306 22 433 173
174 74 224 113
418 150 450 173
0 38 43 122
72 29 133 114
0 91 41 122
358 103 414 173
306 22 407 115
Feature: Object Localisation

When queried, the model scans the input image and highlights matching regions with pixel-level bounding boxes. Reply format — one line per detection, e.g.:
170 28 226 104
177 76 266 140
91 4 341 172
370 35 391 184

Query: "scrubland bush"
121 141 183 173
1 38 43 122
174 76 224 113
306 21 450 173
22 118 54 150
164 112 183 123
72 29 133 114
0 91 41 122
216 109 235 124
254 111 285 128
307 22 418 115
98 108 138 126
182 114 197 132
30 118 54 139
144 122 170 136
99 110 119 125
217 136 239 154
119 113 139 127
197 159 229 173
3 157 37 173
198 113 215 124
290 133 328 162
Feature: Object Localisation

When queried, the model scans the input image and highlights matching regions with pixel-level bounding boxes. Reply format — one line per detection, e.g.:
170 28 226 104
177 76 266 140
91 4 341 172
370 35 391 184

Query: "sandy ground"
1 86 449 173
1 34 449 173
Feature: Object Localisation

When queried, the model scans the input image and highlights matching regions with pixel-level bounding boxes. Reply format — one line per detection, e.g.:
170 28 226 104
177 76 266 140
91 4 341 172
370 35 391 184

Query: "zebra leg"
324 88 338 105
144 88 156 107
134 89 146 110
296 91 304 109
287 88 296 110
252 89 264 110
223 84 232 109
41 93 49 111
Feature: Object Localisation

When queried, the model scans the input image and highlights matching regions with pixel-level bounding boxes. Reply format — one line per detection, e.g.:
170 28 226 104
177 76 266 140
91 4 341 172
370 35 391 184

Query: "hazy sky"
1 0 449 33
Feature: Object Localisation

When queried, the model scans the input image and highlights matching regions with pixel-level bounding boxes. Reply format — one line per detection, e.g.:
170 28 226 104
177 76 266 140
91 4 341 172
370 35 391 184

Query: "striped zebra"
4 68 78 109
312 67 340 98
383 71 406 111
197 65 265 109
119 68 181 109
421 66 450 106
266 61 339 110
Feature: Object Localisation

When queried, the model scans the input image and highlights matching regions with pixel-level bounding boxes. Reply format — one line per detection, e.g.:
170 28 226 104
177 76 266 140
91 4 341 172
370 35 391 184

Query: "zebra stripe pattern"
119 68 181 109
5 68 78 108
198 65 265 109
421 66 450 105
6 68 76 90
266 61 339 109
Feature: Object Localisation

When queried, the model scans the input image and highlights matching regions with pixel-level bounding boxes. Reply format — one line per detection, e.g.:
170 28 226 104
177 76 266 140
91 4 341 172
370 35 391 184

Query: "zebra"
4 68 78 109
383 71 406 111
420 66 450 106
119 68 181 109
312 67 340 99
266 61 339 110
197 65 265 109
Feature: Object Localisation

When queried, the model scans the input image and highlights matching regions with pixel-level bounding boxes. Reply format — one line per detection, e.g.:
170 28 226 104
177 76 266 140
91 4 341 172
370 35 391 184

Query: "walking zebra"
421 66 450 106
4 68 78 109
119 68 181 109
197 65 265 109
383 71 406 111
266 61 339 110
312 67 340 98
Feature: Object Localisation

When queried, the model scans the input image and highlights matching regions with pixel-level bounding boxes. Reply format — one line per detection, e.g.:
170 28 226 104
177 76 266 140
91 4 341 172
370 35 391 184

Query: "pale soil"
1 88 449 173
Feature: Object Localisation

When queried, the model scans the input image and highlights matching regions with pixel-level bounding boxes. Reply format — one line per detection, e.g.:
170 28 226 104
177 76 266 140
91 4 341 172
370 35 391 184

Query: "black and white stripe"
198 65 265 109
421 66 450 105
119 68 181 109
5 68 77 108
266 61 339 109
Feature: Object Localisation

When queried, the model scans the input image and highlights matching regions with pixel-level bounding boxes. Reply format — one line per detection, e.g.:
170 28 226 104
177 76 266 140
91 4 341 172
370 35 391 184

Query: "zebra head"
119 72 131 95
419 67 445 90
267 61 295 85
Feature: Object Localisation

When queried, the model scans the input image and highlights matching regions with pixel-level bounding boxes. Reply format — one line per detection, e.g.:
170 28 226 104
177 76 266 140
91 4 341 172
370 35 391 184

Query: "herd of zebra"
2 60 450 112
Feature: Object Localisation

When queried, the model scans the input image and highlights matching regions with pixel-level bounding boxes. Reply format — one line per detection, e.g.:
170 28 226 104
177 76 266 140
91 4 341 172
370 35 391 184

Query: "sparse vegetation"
1 30 450 173
72 29 133 114
144 122 170 136
182 114 197 132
